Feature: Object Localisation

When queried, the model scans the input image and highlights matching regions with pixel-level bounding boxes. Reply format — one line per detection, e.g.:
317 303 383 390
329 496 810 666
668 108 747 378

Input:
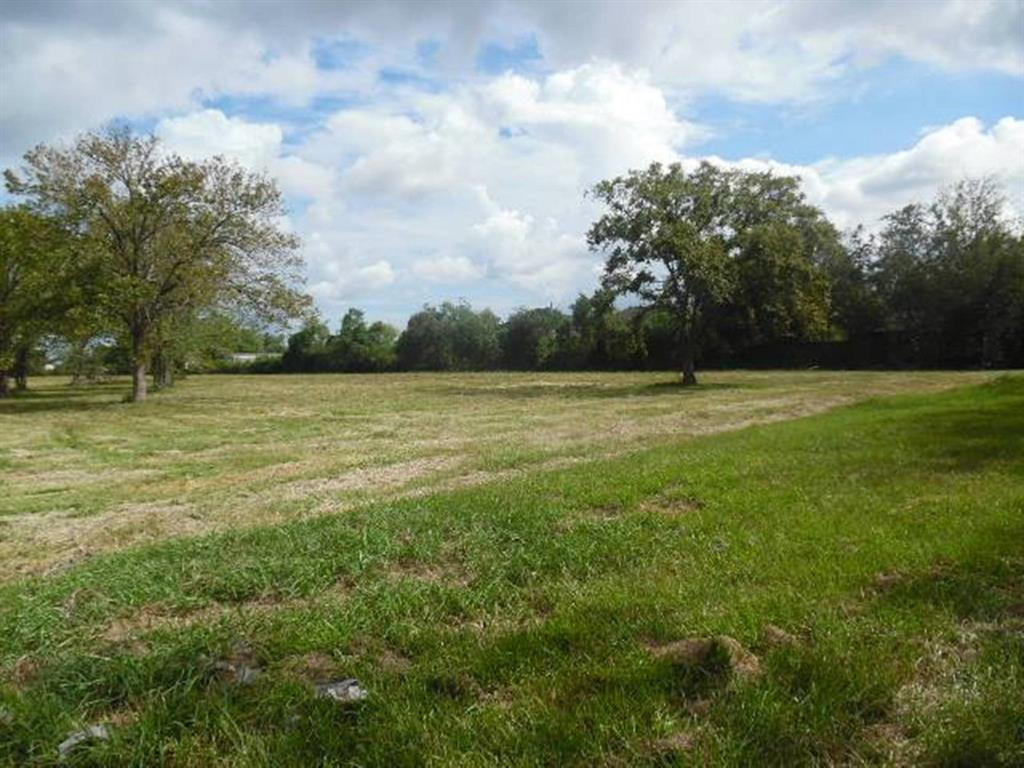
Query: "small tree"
5 128 308 401
588 161 835 384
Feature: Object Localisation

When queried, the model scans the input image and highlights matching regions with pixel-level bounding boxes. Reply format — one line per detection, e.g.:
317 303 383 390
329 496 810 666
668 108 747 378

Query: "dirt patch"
649 635 763 685
279 651 340 683
100 603 234 644
762 623 801 648
638 496 704 516
858 722 916 766
98 584 352 647
653 730 698 753
376 647 413 674
383 559 471 588
4 655 41 689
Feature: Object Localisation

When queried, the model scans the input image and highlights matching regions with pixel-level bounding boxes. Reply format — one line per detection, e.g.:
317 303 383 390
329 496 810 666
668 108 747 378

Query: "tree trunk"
133 360 148 402
130 321 148 402
680 352 697 386
14 346 28 391
0 370 8 398
679 331 698 386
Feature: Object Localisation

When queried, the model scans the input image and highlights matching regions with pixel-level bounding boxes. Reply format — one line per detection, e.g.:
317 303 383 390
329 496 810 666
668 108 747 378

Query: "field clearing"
1 371 1022 766
0 370 998 579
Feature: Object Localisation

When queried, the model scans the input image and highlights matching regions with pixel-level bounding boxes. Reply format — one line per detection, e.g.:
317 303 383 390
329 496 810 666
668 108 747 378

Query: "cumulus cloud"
156 109 335 200
1 1 1021 321
3 0 1020 158
145 95 1024 319
717 116 1024 229
412 255 485 283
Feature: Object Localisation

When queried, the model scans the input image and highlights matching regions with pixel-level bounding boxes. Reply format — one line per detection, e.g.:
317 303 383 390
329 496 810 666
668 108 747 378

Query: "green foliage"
870 179 1024 367
502 306 570 370
588 161 838 382
4 127 309 400
0 207 83 394
279 311 398 373
396 301 502 371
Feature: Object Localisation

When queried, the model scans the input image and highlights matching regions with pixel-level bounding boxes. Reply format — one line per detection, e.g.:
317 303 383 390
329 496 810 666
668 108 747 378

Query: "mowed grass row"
0 370 996 578
2 376 1023 765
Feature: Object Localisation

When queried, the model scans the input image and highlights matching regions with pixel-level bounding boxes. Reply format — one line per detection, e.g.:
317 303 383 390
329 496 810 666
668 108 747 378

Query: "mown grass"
0 370 997 578
1 373 1022 766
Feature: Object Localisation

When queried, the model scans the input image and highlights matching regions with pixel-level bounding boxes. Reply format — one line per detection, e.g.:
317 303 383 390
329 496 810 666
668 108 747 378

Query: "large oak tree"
588 161 836 384
5 128 308 401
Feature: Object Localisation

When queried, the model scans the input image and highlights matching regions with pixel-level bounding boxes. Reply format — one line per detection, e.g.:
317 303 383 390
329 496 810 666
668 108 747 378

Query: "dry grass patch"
0 371 999 580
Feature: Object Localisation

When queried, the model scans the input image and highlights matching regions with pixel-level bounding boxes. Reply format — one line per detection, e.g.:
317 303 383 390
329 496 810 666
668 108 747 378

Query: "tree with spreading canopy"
587 161 837 384
4 127 308 401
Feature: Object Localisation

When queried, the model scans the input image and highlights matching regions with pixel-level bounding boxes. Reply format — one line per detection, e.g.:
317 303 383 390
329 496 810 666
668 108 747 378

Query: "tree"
820 226 885 339
588 161 837 384
396 302 501 370
873 178 1023 367
327 308 398 372
502 307 569 370
0 207 76 397
282 314 330 372
5 127 308 401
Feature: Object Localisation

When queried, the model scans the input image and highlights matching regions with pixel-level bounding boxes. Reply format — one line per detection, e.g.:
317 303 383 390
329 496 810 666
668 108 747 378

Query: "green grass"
0 370 997 578
1 372 1022 766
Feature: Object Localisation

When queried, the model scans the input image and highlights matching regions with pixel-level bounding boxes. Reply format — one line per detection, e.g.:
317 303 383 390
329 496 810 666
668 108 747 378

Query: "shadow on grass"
0 381 128 415
893 375 1024 474
874 525 1024 623
432 380 745 400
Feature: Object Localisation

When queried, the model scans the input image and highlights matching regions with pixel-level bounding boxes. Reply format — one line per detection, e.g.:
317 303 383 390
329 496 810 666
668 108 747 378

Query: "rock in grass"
315 678 368 703
213 660 263 686
57 724 109 758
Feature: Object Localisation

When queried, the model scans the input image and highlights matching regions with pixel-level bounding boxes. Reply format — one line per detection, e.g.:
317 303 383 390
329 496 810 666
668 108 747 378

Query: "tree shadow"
430 380 745 400
889 376 1024 474
0 381 128 415
872 523 1024 623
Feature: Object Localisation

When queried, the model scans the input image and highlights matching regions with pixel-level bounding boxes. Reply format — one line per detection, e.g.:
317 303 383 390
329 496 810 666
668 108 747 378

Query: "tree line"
3 130 1022 398
271 167 1024 379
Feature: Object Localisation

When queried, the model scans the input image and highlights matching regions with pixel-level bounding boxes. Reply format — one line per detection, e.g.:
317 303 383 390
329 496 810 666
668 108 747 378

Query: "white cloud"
469 208 591 296
153 89 1021 319
156 109 282 168
712 116 1024 229
1 2 1021 321
3 0 1020 160
155 109 336 200
412 255 484 282
309 259 396 301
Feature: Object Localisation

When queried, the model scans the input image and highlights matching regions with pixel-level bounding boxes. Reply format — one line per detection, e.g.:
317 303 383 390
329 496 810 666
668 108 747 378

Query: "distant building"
229 352 282 363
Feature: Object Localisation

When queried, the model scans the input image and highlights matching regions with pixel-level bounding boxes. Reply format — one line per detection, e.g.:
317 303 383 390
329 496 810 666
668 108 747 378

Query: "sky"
1 0 1023 326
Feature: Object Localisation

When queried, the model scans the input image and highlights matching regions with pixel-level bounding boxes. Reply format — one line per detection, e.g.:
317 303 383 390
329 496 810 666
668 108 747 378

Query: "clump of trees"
846 179 1023 368
281 309 397 373
2 128 308 400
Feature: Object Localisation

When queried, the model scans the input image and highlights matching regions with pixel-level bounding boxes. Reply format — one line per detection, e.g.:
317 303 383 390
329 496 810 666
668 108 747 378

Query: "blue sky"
2 0 1022 328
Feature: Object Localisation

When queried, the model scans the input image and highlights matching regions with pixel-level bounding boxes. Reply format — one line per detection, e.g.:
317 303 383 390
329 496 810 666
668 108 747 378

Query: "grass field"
1 371 1022 765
